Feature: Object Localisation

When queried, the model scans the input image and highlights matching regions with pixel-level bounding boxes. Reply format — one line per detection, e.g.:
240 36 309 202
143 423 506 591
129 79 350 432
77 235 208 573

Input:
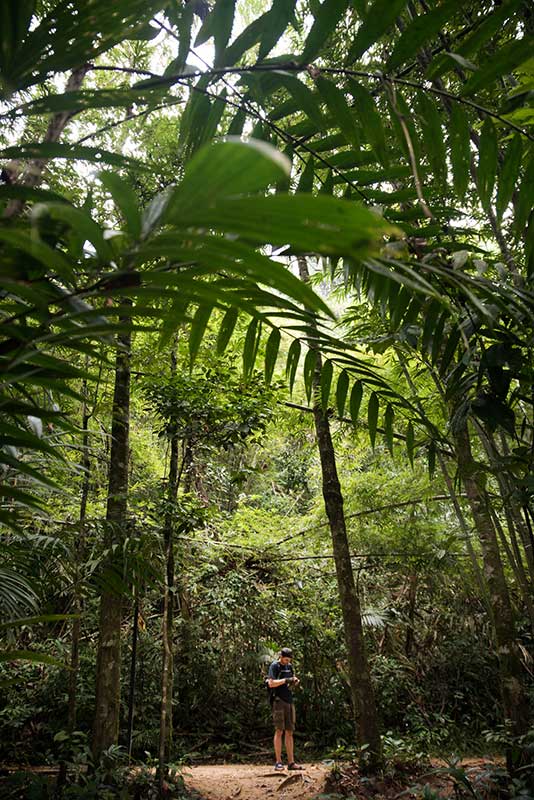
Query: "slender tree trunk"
454 423 530 759
297 257 382 769
57 378 91 793
405 574 418 658
126 593 140 761
92 326 131 759
158 349 180 795
3 65 89 219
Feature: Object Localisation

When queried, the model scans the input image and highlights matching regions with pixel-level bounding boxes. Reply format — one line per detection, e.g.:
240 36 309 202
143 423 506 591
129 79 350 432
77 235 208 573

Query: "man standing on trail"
267 647 304 771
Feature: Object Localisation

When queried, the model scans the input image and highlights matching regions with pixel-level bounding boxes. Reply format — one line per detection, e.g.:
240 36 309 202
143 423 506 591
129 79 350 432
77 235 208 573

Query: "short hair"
280 647 293 658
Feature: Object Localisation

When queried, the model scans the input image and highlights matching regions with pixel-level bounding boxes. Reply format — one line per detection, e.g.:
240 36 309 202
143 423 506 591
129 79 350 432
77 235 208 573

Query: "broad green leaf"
1 0 165 95
0 184 69 205
350 381 363 425
0 142 143 171
286 339 301 394
367 392 379 448
496 134 522 221
0 229 75 284
126 22 159 41
448 105 470 200
514 155 534 236
461 37 534 97
319 168 334 196
227 107 247 136
32 203 113 263
189 305 213 366
386 0 464 72
416 92 446 182
217 307 239 354
269 72 324 130
174 194 395 263
348 79 388 167
477 118 498 209
303 348 318 403
406 421 415 467
243 318 261 377
336 370 350 417
439 328 461 376
258 0 297 60
299 0 350 65
0 614 78 632
390 287 412 330
297 156 315 193
9 87 164 117
195 0 236 65
458 0 522 60
384 403 394 454
346 0 407 64
422 300 441 354
177 73 212 153
179 88 213 157
320 359 333 411
173 0 195 73
220 12 270 66
139 231 330 317
265 328 281 384
166 138 291 220
99 172 141 239
0 650 68 668
0 485 46 510
316 76 360 151
0 0 34 72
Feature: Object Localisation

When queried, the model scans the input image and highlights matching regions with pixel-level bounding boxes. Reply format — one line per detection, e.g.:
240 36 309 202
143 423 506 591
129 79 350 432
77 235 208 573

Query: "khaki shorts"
272 698 296 731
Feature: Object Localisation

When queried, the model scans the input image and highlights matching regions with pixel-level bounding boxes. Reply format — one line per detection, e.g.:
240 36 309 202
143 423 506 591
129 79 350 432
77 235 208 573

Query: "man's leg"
284 730 294 765
274 729 283 764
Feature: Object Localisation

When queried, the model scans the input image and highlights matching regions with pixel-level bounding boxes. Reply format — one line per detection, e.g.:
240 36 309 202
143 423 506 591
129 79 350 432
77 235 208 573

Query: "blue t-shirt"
268 659 294 704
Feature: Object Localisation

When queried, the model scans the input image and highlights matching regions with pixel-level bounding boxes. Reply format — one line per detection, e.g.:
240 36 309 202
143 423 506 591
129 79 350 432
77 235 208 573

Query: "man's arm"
267 676 291 688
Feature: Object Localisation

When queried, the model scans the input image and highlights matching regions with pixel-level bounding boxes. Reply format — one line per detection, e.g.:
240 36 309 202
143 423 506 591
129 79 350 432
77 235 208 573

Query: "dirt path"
183 763 330 800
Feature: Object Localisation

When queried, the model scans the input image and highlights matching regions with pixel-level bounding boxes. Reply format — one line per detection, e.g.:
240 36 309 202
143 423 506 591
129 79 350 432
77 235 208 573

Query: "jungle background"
1 0 534 797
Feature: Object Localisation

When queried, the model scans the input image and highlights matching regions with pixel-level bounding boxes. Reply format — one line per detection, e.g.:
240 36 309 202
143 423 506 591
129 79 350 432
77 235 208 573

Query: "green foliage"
143 358 277 449
2 0 534 778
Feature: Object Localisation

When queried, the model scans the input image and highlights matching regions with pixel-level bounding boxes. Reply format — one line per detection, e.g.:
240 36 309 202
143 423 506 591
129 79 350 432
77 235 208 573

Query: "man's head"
279 647 293 664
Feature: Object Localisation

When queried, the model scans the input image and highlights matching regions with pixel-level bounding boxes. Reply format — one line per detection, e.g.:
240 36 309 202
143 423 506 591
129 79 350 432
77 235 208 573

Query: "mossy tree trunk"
298 257 382 770
92 327 131 759
158 349 180 796
454 422 530 763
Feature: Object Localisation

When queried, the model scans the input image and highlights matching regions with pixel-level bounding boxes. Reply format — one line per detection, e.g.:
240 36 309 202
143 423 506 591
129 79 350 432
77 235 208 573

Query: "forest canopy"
1 0 534 797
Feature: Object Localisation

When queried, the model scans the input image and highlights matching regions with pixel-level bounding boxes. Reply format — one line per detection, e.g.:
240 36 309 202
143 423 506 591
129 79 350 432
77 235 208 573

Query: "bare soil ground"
182 762 330 800
182 758 502 800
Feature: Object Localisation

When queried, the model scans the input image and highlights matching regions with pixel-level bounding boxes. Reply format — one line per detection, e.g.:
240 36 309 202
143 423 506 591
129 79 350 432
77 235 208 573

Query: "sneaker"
274 762 285 771
287 762 304 771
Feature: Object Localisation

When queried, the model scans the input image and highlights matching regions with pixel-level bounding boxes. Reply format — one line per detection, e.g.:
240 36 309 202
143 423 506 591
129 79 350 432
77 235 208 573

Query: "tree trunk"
126 594 140 761
297 257 382 770
57 378 91 792
3 65 89 219
405 573 417 658
92 326 131 759
474 425 534 629
158 350 180 795
454 423 530 758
